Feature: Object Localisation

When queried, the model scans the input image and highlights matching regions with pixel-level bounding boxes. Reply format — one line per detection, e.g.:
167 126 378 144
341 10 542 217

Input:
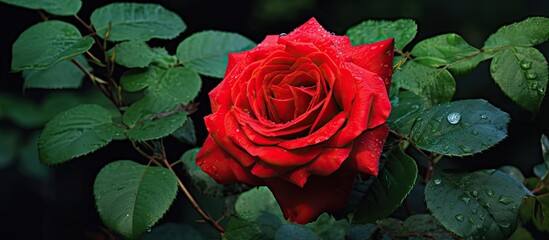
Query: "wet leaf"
0 0 81 15
176 31 255 78
346 19 417 50
91 3 185 41
410 99 510 156
484 17 549 48
11 21 94 71
94 160 178 240
425 169 530 239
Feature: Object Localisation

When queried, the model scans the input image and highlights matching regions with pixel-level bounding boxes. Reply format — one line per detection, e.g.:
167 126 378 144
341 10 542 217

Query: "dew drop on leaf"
447 112 461 124
459 193 471 204
519 60 532 70
485 189 495 197
459 145 472 153
434 179 442 185
498 195 514 205
455 214 465 222
525 71 538 80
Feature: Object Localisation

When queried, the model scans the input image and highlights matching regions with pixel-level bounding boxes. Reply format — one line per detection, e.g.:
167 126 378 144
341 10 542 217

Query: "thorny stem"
388 129 436 182
36 9 224 234
159 144 225 233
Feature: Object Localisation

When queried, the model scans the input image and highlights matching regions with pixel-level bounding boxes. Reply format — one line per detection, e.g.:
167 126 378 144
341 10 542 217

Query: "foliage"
1 0 548 239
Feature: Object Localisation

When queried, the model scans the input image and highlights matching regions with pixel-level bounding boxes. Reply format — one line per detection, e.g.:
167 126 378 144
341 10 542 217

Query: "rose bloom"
196 18 393 224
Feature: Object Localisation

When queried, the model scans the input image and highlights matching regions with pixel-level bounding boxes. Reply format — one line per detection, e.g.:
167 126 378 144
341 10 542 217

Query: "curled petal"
351 38 394 90
344 124 389 176
196 136 261 185
266 174 355 224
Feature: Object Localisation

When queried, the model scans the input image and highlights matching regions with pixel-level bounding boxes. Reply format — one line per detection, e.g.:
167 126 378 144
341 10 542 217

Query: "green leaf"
490 47 548 112
141 223 206 240
346 19 417 50
121 66 201 127
112 41 174 68
508 227 534 240
410 99 510 156
90 3 186 41
402 214 446 233
18 132 52 180
542 134 549 167
306 213 350 240
181 148 251 197
411 33 487 74
171 117 196 145
345 224 377 240
0 0 81 16
125 109 187 141
498 165 525 183
94 160 178 240
0 128 20 169
38 104 125 165
275 224 319 240
387 91 426 135
176 31 256 78
533 163 548 179
11 21 94 71
23 55 91 89
392 60 456 106
235 187 284 221
352 146 418 224
224 215 283 240
425 169 530 239
484 17 549 48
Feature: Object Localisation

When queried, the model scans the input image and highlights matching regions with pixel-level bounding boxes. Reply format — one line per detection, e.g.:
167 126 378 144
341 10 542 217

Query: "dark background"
1 0 548 239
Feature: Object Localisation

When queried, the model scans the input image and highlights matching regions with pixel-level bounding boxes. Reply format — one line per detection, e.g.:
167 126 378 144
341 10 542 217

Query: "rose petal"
225 112 322 167
196 136 260 185
280 145 352 187
270 96 295 123
344 124 389 176
266 173 355 224
278 112 346 149
351 38 394 90
204 110 256 167
327 63 390 147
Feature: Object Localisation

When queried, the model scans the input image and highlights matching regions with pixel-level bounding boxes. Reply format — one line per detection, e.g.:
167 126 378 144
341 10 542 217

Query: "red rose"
196 18 393 224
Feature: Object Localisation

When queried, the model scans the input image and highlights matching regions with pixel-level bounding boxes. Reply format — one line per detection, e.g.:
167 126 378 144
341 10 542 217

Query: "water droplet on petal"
455 214 465 222
434 179 442 185
330 32 335 35
447 112 461 124
520 60 532 70
279 33 287 37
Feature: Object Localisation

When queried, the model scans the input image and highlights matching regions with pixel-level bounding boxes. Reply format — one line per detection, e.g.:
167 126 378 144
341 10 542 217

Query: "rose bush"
196 18 394 224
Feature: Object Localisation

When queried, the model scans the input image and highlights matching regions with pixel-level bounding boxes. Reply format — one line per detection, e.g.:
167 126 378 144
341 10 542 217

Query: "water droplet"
484 169 496 175
468 215 475 224
411 105 419 109
434 179 442 185
485 189 495 197
435 117 443 122
443 145 449 151
519 60 532 70
472 190 479 197
447 112 461 124
431 129 437 133
498 195 515 205
330 32 335 35
471 130 479 135
459 193 471 204
235 128 240 133
147 228 152 232
525 71 538 79
498 222 510 228
279 33 287 37
479 213 486 220
482 202 492 209
446 34 458 45
471 208 478 214
480 114 488 120
455 214 465 222
459 145 472 153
